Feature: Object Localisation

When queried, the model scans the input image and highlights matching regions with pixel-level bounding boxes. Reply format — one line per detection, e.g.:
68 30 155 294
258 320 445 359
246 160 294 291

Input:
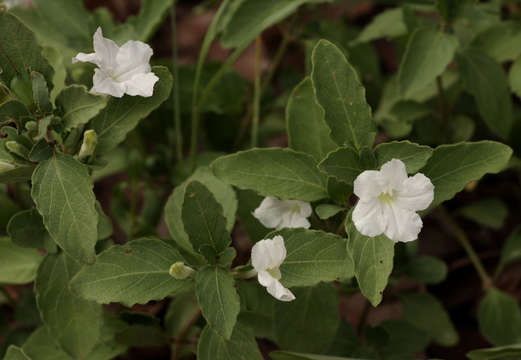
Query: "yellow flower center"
378 190 395 204
267 267 281 280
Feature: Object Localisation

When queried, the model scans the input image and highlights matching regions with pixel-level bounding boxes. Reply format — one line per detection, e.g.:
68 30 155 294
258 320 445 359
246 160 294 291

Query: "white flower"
251 235 295 302
352 158 434 243
72 27 159 98
2 0 25 9
253 196 312 230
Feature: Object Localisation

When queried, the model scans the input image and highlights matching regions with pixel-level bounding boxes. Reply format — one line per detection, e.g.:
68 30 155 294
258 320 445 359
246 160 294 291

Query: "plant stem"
357 299 371 335
171 2 183 165
436 75 450 132
251 36 262 148
171 308 202 360
437 206 492 290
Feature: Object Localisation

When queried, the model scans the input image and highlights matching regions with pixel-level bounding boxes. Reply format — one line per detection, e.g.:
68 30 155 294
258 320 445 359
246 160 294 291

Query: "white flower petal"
354 170 384 200
380 158 408 190
123 72 159 97
269 235 286 266
253 197 284 229
92 68 125 98
383 205 422 243
395 173 434 211
251 239 271 271
114 40 154 81
92 27 119 70
298 201 313 218
72 52 98 65
257 270 275 288
280 212 310 229
266 279 295 302
352 199 386 237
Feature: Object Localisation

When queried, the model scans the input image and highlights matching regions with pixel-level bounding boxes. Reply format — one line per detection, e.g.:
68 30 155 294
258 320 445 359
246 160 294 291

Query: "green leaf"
42 47 66 103
182 181 231 256
477 287 521 346
467 344 521 360
378 319 431 358
212 148 328 202
126 0 174 41
35 253 103 358
458 198 508 229
404 255 448 284
0 100 29 126
401 292 459 346
347 226 394 307
0 11 53 88
197 323 263 360
421 141 512 208
7 209 50 248
287 77 336 162
509 57 521 99
220 0 327 49
267 228 354 288
472 21 521 63
236 189 269 243
55 86 108 131
195 266 240 340
374 141 433 174
89 66 172 154
70 237 189 306
353 8 407 44
318 147 364 186
0 138 35 184
95 202 113 241
311 40 375 149
274 283 339 353
315 204 344 220
270 351 360 360
0 237 44 284
31 153 98 264
165 166 237 260
31 71 52 114
4 346 30 360
456 49 513 138
398 27 458 97
497 226 521 275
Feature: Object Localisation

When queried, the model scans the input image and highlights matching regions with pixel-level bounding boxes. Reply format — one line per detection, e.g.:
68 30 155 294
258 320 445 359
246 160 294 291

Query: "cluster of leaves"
1 0 521 360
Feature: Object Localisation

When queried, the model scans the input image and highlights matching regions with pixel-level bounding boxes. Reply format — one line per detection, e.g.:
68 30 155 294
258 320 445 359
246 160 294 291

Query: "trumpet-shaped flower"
251 235 295 302
253 196 312 230
352 158 434 243
73 27 158 98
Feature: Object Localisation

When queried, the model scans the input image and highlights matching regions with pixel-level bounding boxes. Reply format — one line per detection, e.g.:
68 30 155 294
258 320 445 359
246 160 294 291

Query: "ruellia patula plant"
1 0 521 359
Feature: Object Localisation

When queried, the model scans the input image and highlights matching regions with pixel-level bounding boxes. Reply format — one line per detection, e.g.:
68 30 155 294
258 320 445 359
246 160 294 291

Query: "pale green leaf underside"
212 148 328 202
70 238 189 307
31 153 98 264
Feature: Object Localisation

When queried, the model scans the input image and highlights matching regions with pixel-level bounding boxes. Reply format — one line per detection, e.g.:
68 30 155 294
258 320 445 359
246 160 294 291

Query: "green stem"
438 206 492 290
251 36 262 148
436 76 450 132
171 2 183 164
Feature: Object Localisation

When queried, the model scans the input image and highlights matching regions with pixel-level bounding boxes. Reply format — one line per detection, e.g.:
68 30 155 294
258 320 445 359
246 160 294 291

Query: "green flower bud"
169 262 195 280
78 129 97 160
6 141 29 159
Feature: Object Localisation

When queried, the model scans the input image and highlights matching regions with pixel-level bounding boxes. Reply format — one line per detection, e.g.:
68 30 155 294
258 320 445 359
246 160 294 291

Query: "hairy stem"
437 206 492 290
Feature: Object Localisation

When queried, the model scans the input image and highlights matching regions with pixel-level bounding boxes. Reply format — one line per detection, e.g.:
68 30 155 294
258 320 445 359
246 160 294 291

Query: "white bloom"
253 196 312 230
72 27 158 98
251 235 295 302
352 158 434 243
2 0 25 9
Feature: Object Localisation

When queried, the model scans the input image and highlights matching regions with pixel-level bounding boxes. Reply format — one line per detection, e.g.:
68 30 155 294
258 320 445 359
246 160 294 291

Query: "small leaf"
89 66 172 154
456 49 513 138
405 256 448 284
55 86 108 131
7 209 50 248
212 148 328 202
311 40 375 149
477 287 521 346
31 72 52 114
398 27 458 97
467 344 521 360
472 21 521 62
347 226 394 307
0 237 44 284
401 292 459 346
421 141 512 208
497 226 521 274
318 147 364 186
458 198 508 230
315 204 344 220
268 228 354 288
274 283 339 353
287 77 336 162
353 8 406 44
374 141 433 174
197 323 263 360
195 267 240 340
95 202 113 240
31 153 98 264
70 237 189 306
509 56 521 99
182 181 231 256
126 0 175 41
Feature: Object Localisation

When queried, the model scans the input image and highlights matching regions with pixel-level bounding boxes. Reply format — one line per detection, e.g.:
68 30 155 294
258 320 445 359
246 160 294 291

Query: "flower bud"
78 130 97 160
169 262 195 280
